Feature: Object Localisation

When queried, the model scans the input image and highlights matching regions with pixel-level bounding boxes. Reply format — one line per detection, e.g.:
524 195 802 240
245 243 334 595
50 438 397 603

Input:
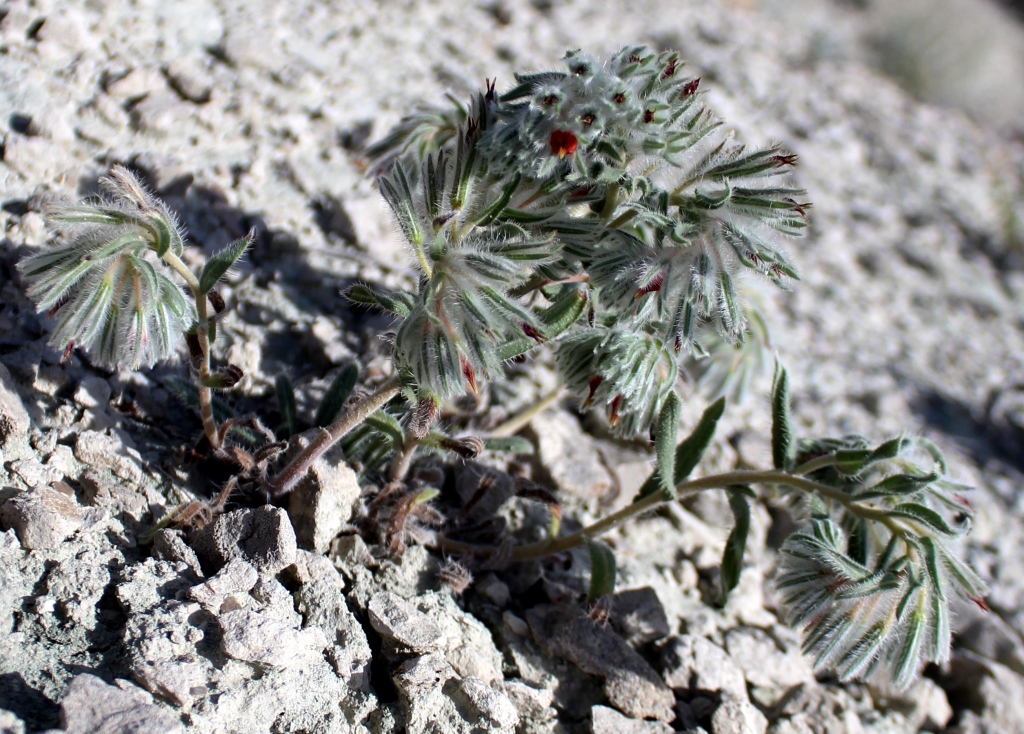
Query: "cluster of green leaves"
18 167 252 376
363 45 809 436
18 168 195 369
769 367 986 689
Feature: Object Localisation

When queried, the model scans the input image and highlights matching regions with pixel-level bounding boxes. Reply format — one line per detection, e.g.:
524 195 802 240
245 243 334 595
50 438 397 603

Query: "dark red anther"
773 153 798 167
580 112 595 127
48 292 70 318
971 596 990 612
522 323 545 343
573 63 588 76
460 355 478 394
629 54 642 64
485 77 497 103
542 94 558 107
466 117 479 142
61 340 75 364
571 185 594 199
643 109 655 124
586 375 604 407
681 78 700 97
549 130 578 159
768 264 783 279
634 272 664 300
609 395 623 427
613 92 626 104
662 58 677 79
786 199 811 217
954 494 974 510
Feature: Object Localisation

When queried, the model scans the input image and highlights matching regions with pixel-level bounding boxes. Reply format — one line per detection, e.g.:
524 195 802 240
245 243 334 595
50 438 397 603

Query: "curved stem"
266 377 402 497
162 251 219 449
792 452 838 475
436 468 904 562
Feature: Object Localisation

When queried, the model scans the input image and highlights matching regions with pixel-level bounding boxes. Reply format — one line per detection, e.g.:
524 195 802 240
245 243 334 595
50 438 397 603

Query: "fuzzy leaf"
587 539 617 604
635 396 725 502
199 232 252 294
364 411 406 449
347 284 414 318
855 472 939 501
720 487 751 603
772 362 793 470
674 397 726 484
275 374 297 438
888 503 962 537
314 363 360 428
656 392 682 499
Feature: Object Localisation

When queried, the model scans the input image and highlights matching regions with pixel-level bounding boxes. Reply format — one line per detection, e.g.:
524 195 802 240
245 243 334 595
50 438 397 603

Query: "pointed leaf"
275 374 297 438
314 363 360 428
199 232 252 294
656 392 682 499
772 361 793 470
720 487 751 603
635 396 725 503
587 539 617 604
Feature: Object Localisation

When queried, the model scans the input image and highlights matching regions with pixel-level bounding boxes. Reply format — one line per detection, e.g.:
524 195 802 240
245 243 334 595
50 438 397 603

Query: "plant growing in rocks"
18 45 986 691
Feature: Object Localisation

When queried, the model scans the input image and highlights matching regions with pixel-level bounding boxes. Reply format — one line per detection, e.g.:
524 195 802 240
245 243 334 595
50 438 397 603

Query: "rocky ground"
2 0 1024 732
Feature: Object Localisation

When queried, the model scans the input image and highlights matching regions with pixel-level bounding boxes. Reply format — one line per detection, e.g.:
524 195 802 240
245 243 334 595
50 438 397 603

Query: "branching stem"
266 377 401 497
390 432 422 482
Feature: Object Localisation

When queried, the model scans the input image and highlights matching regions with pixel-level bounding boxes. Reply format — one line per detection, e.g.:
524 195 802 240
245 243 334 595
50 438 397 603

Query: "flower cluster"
365 46 809 434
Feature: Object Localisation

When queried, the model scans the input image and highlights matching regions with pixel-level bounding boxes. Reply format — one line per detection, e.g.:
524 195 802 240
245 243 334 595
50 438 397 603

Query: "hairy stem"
792 452 838 475
436 468 903 561
266 377 402 497
162 251 220 449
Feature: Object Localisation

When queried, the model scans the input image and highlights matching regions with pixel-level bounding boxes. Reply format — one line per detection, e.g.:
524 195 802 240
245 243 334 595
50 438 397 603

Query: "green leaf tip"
771 361 793 470
655 392 682 499
720 487 752 603
587 539 617 603
200 230 253 294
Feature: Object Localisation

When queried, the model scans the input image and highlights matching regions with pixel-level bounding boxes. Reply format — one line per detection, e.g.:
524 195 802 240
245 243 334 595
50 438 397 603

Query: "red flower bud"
549 130 578 159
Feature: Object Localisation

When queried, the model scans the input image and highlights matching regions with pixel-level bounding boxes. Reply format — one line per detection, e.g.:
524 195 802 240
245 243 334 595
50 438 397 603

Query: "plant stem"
487 386 564 438
266 377 401 497
162 251 220 449
793 452 838 475
390 432 421 482
436 467 903 561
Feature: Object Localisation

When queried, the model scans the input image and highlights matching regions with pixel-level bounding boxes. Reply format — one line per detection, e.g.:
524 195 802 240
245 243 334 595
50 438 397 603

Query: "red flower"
549 130 578 159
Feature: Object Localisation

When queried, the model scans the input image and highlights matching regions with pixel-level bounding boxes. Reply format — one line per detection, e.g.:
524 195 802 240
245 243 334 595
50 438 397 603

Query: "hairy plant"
17 46 986 692
19 166 252 452
362 47 806 433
